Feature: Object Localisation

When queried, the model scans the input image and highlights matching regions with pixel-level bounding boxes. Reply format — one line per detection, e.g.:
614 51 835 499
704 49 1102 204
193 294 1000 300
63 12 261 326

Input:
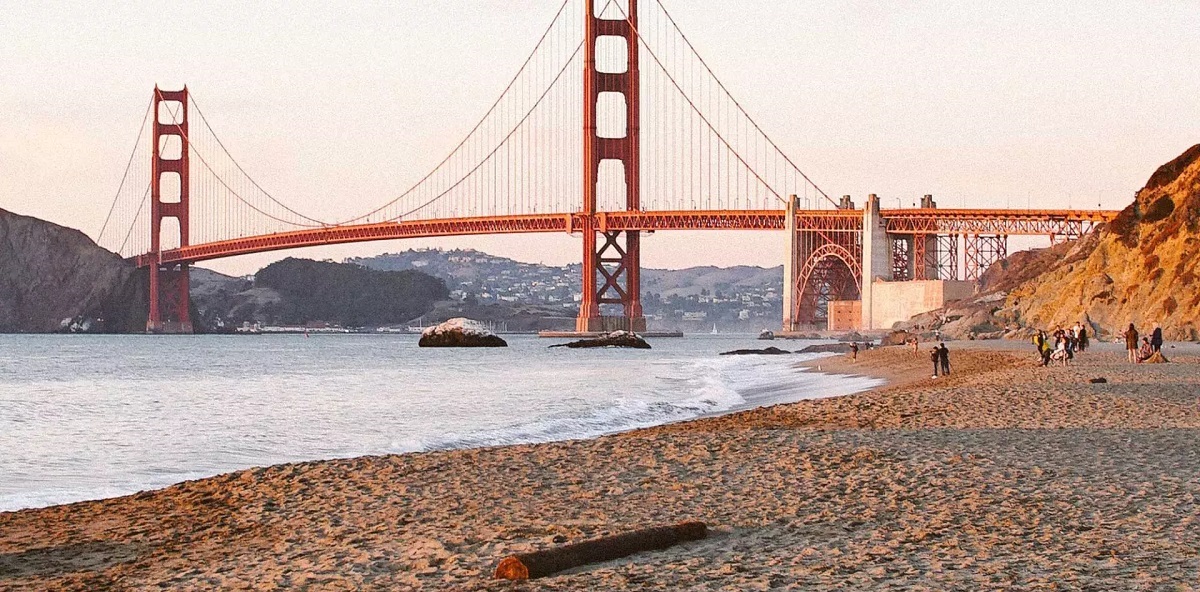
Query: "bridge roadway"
135 208 1118 267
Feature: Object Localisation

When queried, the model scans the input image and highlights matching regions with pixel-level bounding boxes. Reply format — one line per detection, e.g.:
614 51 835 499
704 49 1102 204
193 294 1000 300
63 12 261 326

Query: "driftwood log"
494 521 708 580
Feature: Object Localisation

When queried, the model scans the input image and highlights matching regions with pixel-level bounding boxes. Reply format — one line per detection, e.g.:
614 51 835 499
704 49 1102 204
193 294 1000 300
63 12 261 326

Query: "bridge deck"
135 208 1118 267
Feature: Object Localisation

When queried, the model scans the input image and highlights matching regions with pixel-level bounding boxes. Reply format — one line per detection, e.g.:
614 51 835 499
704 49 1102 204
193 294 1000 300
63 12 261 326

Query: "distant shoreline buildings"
349 248 784 329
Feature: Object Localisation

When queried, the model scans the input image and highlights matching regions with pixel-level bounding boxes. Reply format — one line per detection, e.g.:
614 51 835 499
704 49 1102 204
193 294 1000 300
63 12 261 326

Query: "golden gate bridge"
94 0 1116 334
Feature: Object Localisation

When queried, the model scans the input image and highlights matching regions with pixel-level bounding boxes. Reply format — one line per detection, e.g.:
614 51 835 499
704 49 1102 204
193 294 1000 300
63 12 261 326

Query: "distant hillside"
643 265 784 298
195 258 447 328
0 208 147 333
350 249 785 330
350 249 783 299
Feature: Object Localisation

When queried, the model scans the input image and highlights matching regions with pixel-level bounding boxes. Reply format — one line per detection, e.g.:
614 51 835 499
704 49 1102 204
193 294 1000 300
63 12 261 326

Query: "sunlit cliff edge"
1006 144 1200 340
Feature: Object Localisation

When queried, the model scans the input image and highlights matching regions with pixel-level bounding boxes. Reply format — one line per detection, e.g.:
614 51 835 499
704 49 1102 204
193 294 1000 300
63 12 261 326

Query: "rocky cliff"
1007 144 1200 340
0 208 147 332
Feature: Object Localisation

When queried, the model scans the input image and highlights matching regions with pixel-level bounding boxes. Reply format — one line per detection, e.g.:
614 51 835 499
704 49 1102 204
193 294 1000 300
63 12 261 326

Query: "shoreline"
3 344 1199 589
0 350 876 514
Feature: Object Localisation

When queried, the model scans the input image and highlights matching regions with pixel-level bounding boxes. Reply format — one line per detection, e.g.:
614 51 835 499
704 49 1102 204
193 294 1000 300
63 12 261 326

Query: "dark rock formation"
550 331 651 349
757 330 775 340
0 209 147 333
882 330 912 347
797 342 863 354
777 332 822 340
719 346 791 356
419 318 507 347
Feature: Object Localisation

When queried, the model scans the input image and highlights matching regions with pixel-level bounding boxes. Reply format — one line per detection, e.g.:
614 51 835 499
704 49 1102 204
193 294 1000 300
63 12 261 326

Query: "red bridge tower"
577 0 646 333
147 87 193 333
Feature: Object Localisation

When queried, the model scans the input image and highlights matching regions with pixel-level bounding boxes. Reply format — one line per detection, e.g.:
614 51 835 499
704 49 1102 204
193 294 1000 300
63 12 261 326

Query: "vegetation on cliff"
251 258 447 327
1008 144 1200 339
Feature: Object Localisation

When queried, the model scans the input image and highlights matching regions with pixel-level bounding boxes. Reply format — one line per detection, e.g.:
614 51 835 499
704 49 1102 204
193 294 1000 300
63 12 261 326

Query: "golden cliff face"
1007 144 1200 340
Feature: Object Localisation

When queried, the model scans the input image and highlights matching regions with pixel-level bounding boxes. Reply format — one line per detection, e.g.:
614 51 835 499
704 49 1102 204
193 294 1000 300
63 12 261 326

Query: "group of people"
1031 321 1167 365
1032 322 1090 366
1124 322 1164 363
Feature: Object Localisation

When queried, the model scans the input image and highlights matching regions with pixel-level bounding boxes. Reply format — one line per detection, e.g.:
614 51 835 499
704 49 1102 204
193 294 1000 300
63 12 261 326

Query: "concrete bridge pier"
860 194 891 332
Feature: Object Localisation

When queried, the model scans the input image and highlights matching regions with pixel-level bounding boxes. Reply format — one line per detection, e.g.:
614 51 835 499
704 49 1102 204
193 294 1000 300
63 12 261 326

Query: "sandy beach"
2 343 1199 590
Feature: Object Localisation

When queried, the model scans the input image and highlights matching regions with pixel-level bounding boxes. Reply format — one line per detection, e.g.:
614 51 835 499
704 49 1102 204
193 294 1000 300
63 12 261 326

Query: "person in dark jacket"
930 346 940 378
1151 323 1164 353
938 343 950 376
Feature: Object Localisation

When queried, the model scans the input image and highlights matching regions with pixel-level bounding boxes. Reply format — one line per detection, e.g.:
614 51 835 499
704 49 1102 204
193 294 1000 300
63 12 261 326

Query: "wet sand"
2 344 1199 590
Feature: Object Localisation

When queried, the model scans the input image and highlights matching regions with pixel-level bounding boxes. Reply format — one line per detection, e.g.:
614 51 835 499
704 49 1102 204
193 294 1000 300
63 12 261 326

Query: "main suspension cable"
97 96 153 242
390 42 584 220
614 2 788 205
652 0 835 207
189 96 332 226
336 0 576 225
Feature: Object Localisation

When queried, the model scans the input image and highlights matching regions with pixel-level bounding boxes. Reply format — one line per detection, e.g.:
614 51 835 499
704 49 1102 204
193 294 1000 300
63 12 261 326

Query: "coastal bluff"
0 208 146 333
1007 144 1200 339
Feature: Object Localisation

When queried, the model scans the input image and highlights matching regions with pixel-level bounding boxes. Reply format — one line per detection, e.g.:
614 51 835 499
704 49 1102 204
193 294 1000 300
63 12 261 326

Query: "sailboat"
711 323 719 335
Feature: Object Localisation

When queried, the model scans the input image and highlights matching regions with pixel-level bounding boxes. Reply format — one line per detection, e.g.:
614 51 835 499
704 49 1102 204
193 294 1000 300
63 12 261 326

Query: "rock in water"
757 329 775 340
720 347 791 356
549 330 651 349
797 342 856 354
419 318 507 347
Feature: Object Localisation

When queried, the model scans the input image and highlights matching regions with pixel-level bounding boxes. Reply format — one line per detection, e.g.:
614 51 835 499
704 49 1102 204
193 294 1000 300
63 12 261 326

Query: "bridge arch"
793 243 862 327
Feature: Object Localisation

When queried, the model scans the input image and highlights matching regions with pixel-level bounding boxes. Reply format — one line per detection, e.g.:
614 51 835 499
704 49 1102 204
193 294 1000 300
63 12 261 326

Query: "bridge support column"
147 86 193 334
860 194 891 330
577 0 645 333
963 234 1008 282
781 195 798 331
910 234 940 280
891 236 912 281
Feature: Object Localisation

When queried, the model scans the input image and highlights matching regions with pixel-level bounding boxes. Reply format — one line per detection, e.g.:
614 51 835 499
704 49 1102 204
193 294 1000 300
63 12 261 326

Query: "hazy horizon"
4 1 1198 275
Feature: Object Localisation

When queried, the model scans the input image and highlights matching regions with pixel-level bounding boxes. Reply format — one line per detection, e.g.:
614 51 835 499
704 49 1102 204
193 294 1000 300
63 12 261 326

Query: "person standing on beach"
1078 322 1089 352
938 343 951 376
1124 323 1139 363
930 346 940 378
1151 322 1164 353
850 342 859 361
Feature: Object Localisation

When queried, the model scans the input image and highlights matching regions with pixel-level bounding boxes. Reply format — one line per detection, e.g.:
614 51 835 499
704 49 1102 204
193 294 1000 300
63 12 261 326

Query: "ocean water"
0 334 880 512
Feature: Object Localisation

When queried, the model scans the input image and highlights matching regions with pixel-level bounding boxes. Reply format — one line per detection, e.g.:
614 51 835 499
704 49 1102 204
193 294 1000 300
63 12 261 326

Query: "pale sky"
3 1 1198 276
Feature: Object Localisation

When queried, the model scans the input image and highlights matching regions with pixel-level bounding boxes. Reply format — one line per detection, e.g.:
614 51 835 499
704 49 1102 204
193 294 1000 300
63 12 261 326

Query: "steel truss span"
882 209 1114 236
136 208 1118 267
